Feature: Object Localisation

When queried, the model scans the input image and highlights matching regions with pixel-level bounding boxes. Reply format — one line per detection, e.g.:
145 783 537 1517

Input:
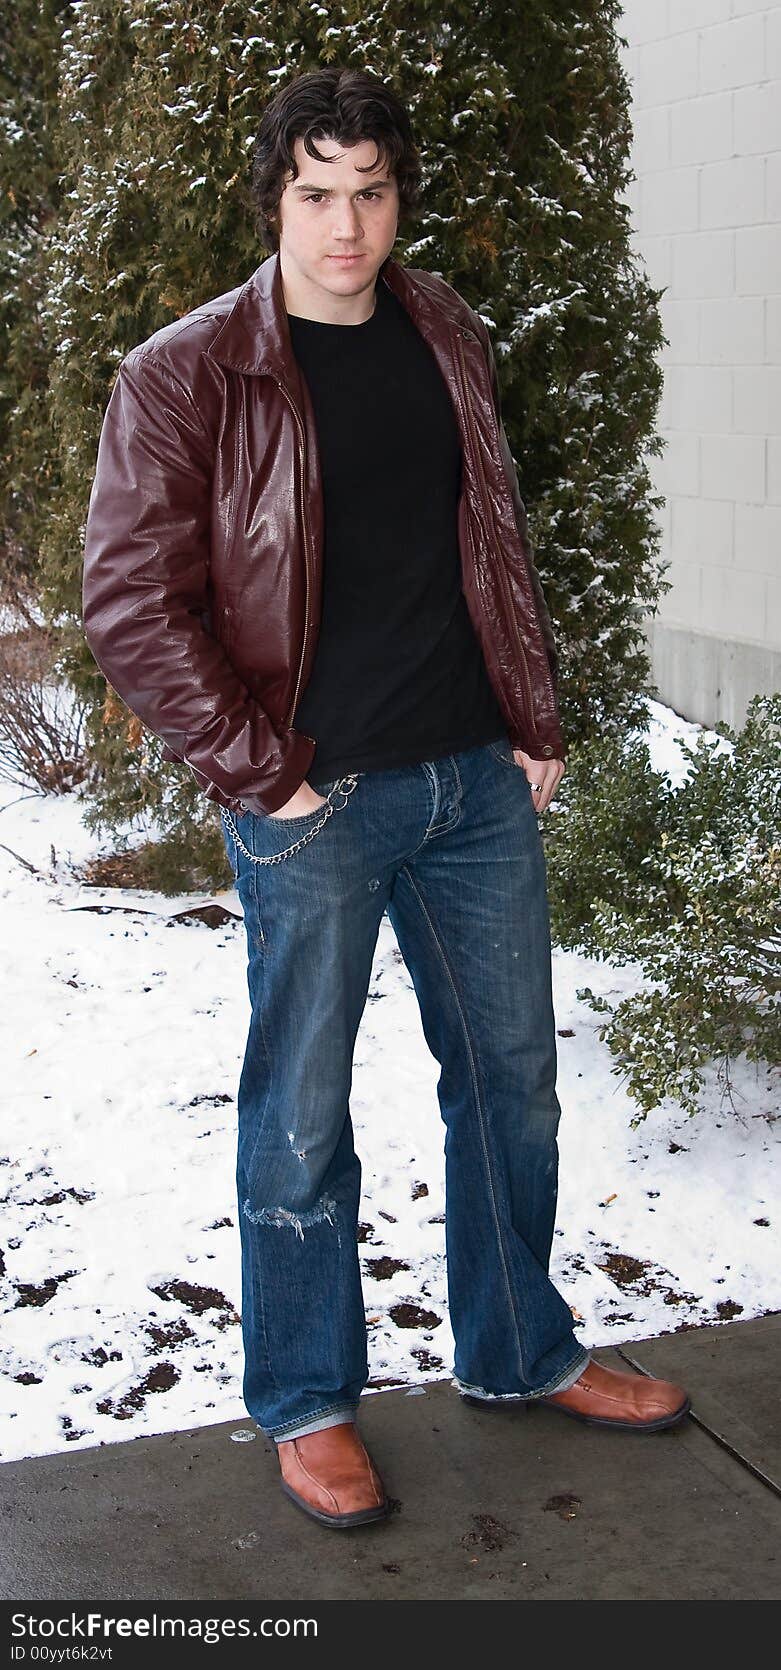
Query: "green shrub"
545 692 781 1122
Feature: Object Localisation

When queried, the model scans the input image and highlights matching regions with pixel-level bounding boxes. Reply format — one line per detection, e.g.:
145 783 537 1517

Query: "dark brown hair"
251 67 422 253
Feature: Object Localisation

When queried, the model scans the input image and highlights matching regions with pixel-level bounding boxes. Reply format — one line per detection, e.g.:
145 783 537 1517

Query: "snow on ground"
0 699 777 1462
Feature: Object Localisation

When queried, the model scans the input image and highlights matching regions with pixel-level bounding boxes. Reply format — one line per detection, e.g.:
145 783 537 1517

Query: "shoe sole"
280 1478 390 1529
460 1391 692 1433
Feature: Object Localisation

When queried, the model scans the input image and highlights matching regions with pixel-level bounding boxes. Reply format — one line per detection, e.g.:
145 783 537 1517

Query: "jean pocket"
487 736 519 768
263 778 339 823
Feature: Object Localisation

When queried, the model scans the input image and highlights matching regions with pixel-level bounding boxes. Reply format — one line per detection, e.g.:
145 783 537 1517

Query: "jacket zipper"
218 394 244 651
275 379 313 730
455 330 537 737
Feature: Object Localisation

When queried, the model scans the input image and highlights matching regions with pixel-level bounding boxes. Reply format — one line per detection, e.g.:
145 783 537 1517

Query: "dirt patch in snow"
364 1257 411 1280
14 1272 79 1307
149 1279 239 1327
389 1301 441 1330
96 1361 180 1419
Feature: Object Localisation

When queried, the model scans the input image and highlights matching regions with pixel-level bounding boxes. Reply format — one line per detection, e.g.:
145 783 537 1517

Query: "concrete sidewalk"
2 1314 779 1602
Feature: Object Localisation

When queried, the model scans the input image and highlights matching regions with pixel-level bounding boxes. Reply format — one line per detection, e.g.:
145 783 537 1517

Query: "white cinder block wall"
619 0 781 730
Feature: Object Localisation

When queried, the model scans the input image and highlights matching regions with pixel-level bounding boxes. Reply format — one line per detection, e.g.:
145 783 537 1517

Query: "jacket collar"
206 248 466 380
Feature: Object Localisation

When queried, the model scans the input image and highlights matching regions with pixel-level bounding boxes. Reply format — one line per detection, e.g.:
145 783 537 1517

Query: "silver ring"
531 783 541 790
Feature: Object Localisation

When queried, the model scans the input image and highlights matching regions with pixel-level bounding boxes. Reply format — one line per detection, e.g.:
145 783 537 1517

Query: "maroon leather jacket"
82 250 565 816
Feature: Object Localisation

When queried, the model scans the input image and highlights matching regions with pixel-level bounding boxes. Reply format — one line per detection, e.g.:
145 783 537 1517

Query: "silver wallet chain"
220 772 362 866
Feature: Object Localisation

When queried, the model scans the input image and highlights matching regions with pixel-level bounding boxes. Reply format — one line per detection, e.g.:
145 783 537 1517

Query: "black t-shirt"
287 276 507 786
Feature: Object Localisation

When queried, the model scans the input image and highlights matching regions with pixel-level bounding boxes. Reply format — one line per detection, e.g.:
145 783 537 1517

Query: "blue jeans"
220 736 588 1443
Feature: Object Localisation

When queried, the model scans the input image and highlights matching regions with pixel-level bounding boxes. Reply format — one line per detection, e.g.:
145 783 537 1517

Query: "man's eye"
304 191 380 203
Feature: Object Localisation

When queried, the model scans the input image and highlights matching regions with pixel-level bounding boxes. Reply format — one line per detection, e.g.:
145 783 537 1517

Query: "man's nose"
331 204 364 239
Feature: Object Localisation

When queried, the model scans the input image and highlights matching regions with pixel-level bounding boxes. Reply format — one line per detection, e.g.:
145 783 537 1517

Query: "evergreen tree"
5 0 667 884
0 0 71 602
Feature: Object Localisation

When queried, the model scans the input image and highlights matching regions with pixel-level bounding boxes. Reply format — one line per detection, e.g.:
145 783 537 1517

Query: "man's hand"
268 781 329 819
512 748 565 813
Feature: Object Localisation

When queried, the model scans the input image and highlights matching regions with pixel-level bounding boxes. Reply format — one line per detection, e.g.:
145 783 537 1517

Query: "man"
82 67 689 1532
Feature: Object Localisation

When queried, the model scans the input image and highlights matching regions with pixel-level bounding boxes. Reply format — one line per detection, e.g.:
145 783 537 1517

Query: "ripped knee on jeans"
242 1192 339 1242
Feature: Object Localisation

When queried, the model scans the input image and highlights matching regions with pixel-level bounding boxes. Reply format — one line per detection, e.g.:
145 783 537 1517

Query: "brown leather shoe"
537 1359 690 1432
276 1422 389 1528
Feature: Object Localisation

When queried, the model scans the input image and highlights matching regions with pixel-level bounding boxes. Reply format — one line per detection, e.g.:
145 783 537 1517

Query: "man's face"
274 134 400 320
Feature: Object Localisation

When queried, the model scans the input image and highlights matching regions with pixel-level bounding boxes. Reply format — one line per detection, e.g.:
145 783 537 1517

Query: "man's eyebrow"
292 179 393 193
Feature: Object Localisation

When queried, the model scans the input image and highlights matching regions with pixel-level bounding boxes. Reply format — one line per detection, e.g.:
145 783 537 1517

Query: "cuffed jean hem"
268 1404 359 1445
453 1346 591 1404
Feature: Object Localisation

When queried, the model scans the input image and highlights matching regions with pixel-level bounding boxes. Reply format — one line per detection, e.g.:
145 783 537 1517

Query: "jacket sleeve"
81 349 315 815
474 318 561 697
